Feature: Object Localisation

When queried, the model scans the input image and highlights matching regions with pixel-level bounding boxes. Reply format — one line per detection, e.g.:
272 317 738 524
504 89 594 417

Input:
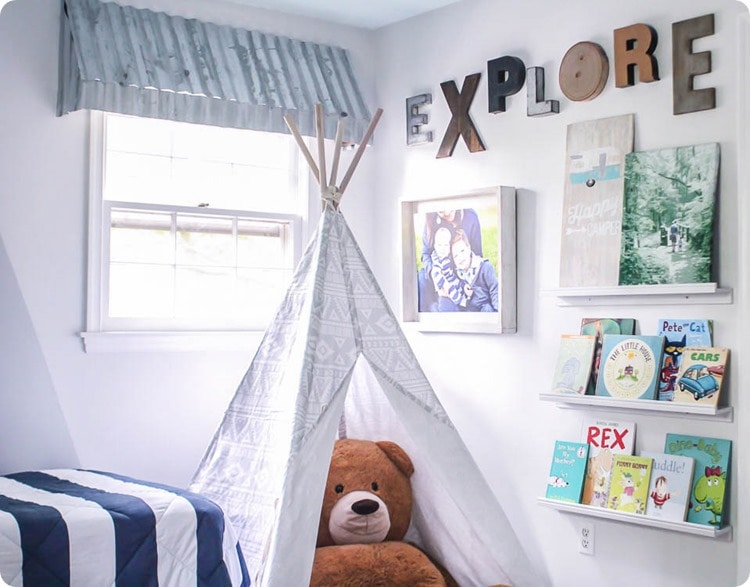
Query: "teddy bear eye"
371 482 379 491
335 484 344 494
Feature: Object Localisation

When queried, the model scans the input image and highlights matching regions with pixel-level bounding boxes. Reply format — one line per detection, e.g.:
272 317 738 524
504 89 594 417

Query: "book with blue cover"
656 319 713 401
664 434 731 527
594 335 665 400
546 440 590 503
672 347 729 407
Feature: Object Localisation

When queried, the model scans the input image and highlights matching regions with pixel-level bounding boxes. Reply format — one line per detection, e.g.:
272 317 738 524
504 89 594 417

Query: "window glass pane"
237 224 286 269
98 113 302 332
104 151 173 203
231 165 294 212
109 263 175 318
176 215 235 267
174 266 236 318
236 268 291 319
110 210 174 264
171 158 234 208
106 114 173 156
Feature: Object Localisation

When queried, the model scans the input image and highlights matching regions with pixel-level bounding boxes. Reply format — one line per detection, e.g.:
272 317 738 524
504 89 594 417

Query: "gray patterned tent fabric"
190 206 545 587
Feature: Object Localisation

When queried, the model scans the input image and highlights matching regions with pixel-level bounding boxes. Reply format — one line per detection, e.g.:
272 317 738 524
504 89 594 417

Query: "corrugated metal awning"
57 0 372 142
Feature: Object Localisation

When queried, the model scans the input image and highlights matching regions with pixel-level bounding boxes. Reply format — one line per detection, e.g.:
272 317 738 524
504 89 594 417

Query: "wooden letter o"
559 41 609 101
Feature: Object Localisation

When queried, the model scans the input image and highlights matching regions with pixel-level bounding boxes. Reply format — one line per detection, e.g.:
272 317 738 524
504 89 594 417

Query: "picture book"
641 451 695 521
580 417 636 507
545 440 590 503
551 334 597 394
671 347 729 408
580 318 636 394
594 335 665 400
665 434 731 527
656 319 713 401
607 454 653 514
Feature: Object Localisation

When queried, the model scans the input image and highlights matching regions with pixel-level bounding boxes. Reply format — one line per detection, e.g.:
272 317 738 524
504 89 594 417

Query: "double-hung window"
83 112 309 351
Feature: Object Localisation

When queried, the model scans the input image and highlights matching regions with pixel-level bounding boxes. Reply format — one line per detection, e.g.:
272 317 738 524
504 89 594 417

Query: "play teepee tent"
190 105 546 587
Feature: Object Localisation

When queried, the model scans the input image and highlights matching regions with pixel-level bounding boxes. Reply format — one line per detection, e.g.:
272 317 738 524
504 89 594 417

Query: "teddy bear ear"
376 441 415 477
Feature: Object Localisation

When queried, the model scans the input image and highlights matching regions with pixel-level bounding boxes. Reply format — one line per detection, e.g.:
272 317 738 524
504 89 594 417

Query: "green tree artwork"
619 143 720 285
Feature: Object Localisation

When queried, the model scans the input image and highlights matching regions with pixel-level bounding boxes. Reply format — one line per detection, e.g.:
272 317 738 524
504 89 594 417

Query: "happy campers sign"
406 13 717 157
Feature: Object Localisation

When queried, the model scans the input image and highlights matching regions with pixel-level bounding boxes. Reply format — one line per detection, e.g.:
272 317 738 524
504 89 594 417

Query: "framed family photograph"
400 186 517 333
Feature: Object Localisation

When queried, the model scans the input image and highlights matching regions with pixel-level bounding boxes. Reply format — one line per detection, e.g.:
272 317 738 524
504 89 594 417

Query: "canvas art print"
559 114 634 287
619 143 720 285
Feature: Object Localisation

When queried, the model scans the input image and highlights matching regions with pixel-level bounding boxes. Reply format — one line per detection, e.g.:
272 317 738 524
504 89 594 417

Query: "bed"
0 469 250 586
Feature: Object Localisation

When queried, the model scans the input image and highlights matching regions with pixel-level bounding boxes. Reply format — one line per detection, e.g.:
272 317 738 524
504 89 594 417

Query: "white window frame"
82 111 315 352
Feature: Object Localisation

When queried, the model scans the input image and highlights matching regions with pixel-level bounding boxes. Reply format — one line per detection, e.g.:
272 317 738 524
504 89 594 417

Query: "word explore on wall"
406 13 716 158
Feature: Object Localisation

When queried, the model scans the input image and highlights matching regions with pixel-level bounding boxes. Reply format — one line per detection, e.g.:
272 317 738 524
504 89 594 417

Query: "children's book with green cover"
551 334 597 395
545 441 590 503
607 454 653 514
665 434 732 527
595 335 665 400
656 319 713 401
641 451 695 521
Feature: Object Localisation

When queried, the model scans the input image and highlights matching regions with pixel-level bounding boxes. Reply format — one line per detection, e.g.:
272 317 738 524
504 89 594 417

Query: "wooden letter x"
436 73 486 159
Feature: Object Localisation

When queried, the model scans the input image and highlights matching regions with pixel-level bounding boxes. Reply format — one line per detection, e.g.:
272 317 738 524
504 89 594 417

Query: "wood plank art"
559 114 634 287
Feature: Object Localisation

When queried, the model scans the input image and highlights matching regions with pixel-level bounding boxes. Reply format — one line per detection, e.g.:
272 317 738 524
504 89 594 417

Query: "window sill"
80 330 264 353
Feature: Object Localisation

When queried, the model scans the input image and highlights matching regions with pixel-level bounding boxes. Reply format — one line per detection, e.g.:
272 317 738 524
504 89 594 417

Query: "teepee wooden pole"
315 103 327 192
329 114 347 188
283 113 319 182
339 108 383 196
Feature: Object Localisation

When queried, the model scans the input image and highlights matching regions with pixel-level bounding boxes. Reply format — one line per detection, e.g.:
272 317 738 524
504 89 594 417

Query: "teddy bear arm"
311 543 446 587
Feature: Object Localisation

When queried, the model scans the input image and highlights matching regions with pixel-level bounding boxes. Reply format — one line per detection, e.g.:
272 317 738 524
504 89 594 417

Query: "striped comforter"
0 469 250 587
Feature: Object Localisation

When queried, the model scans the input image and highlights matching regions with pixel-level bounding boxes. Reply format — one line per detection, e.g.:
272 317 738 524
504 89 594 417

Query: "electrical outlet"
578 521 595 555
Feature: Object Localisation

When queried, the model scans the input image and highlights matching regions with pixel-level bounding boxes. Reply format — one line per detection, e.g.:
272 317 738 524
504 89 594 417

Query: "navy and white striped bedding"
0 469 250 587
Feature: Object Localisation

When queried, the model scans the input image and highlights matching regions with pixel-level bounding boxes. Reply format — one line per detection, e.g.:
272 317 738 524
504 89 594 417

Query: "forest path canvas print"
618 143 720 285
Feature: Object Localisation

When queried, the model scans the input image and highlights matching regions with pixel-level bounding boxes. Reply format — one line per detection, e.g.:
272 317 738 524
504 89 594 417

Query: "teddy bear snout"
351 499 379 515
328 490 391 545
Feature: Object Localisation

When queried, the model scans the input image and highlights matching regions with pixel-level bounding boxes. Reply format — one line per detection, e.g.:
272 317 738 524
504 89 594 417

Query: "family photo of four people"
417 208 499 313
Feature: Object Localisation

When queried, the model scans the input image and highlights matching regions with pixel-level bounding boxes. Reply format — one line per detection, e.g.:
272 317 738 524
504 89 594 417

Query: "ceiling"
224 0 462 29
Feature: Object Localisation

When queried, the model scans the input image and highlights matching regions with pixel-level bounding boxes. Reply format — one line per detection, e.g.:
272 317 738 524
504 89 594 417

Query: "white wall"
371 0 747 586
0 0 747 586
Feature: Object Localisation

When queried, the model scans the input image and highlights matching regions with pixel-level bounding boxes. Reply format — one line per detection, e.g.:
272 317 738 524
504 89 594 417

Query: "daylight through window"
89 113 305 334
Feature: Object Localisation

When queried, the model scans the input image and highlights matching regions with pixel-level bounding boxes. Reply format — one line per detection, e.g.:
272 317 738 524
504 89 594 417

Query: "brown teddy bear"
310 438 453 587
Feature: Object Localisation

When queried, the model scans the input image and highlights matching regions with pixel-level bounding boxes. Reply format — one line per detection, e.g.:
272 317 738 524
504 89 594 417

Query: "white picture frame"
400 185 516 333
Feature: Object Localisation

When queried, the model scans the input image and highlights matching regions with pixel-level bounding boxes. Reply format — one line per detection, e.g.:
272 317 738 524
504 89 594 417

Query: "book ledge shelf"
542 283 732 307
538 393 734 423
537 497 732 540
